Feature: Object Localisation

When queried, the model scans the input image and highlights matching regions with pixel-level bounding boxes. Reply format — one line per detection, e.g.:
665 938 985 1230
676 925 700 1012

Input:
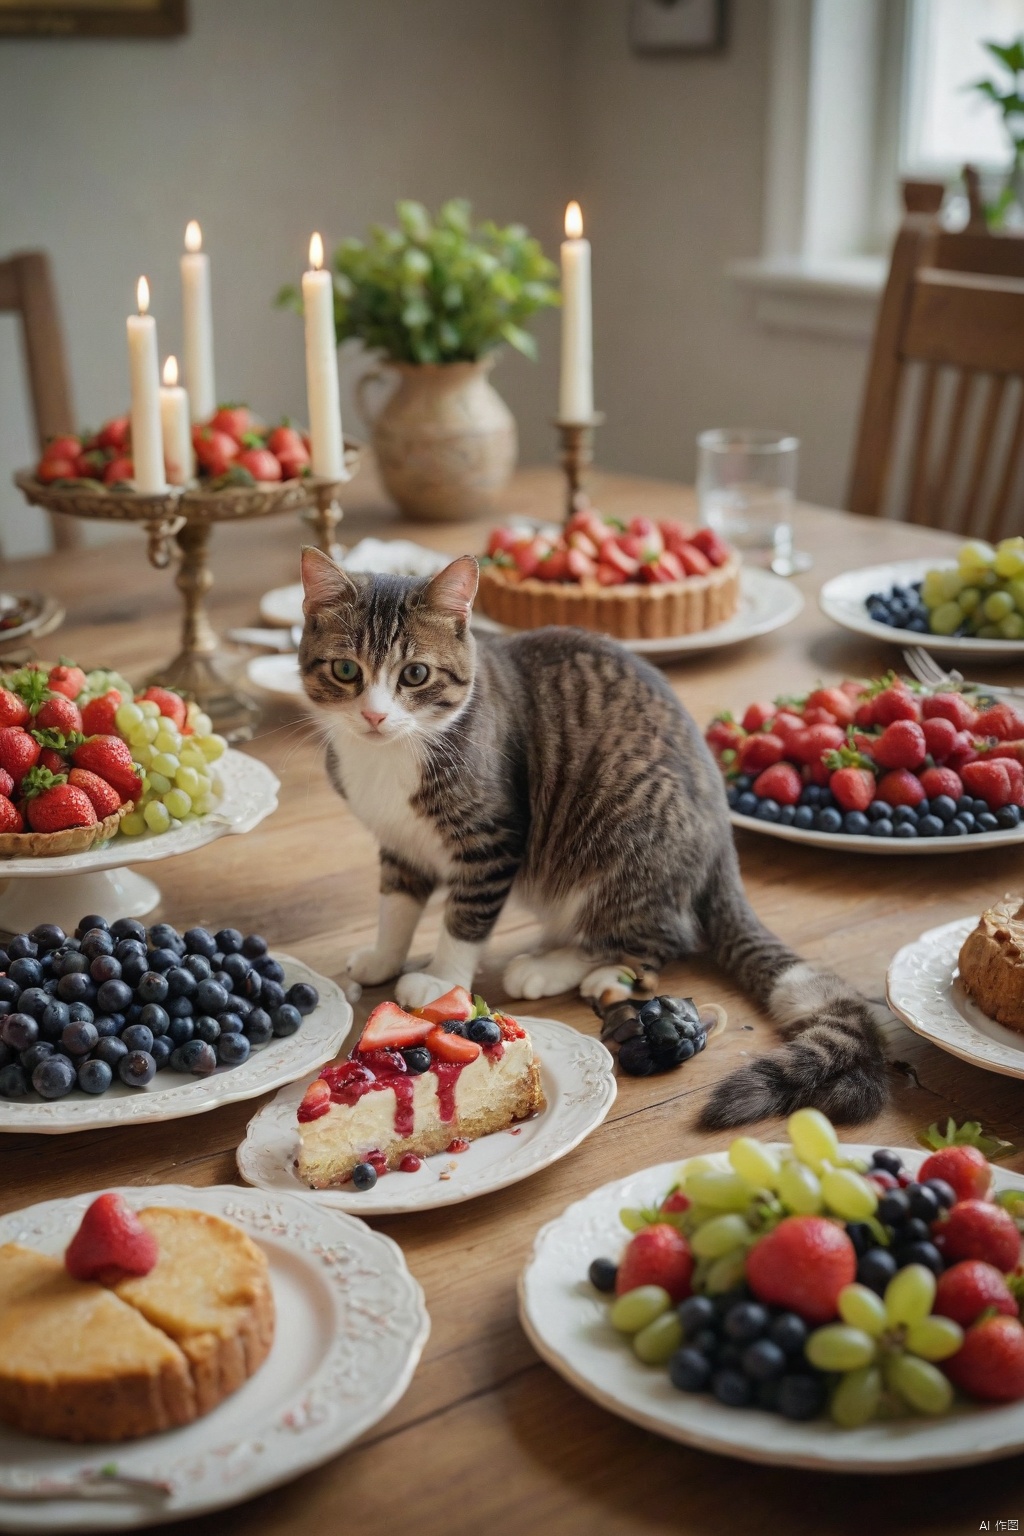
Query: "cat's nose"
361 709 388 730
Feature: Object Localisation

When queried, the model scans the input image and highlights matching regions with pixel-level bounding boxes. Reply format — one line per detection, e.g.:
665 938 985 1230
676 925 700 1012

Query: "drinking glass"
697 428 810 576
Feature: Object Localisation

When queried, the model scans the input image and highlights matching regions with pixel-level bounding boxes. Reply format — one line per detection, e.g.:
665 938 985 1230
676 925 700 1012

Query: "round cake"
477 506 740 641
958 894 1024 1032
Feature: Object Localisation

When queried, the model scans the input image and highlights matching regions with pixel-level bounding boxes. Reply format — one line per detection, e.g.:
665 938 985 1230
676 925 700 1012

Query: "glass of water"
697 428 810 576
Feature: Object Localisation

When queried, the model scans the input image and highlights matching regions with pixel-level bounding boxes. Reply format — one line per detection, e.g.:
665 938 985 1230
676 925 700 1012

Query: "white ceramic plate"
0 1183 428 1531
0 750 279 878
520 1146 1024 1472
887 914 1024 1080
729 808 1024 854
0 957 352 1134
246 652 306 702
237 1015 616 1213
820 557 1024 662
0 593 62 648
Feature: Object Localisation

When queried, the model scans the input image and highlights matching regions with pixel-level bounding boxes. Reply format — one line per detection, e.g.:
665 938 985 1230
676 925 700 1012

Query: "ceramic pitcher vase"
356 357 517 522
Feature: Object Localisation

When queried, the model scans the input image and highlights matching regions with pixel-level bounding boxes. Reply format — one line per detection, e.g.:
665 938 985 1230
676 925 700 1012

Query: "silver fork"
902 645 1024 699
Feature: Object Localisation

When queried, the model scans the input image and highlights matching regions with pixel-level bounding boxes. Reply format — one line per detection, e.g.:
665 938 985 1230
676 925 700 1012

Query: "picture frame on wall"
630 0 727 56
0 0 186 38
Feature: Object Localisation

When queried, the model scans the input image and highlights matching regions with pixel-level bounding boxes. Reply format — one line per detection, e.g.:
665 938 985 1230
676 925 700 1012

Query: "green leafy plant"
970 38 1024 227
276 199 559 366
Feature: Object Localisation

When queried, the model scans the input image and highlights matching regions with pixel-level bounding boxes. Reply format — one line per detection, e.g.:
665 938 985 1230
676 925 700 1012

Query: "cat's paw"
345 946 403 987
503 949 591 1000
395 971 451 1011
579 964 638 1005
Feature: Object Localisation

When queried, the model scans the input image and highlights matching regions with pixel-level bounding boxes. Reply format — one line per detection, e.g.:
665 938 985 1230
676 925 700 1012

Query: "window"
902 0 1024 175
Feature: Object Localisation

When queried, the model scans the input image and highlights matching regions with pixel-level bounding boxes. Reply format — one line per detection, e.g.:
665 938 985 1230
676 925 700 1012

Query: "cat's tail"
694 861 889 1129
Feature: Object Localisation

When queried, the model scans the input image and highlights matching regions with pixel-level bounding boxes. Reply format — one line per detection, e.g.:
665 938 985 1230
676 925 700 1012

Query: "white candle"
127 277 167 494
180 220 216 423
558 200 594 424
301 232 346 479
159 355 193 485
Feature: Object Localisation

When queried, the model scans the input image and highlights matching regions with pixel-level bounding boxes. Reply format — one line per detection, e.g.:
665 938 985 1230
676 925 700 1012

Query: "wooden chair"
0 250 80 551
848 220 1024 536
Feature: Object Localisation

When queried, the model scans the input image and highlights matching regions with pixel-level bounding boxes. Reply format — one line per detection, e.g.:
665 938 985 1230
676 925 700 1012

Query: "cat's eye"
400 662 430 687
331 659 361 684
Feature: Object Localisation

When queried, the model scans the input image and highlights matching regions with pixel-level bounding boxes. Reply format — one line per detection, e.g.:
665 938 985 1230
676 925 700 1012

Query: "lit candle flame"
137 276 150 316
564 201 583 240
185 220 202 253
309 232 324 271
162 355 178 387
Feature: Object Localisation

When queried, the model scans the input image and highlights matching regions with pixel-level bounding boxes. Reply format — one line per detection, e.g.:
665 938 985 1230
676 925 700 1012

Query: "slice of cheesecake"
296 989 543 1189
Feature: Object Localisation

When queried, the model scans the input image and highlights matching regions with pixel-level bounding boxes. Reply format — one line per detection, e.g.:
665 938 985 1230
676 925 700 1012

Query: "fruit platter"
820 539 1024 661
0 913 352 1132
520 1110 1024 1471
706 671 1024 853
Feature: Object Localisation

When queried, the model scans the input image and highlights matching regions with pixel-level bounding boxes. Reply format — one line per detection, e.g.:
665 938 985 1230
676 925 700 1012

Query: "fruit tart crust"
0 800 132 859
958 893 1024 1033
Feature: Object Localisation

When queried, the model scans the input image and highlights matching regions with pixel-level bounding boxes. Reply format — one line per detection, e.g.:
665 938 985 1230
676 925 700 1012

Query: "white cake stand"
0 749 279 932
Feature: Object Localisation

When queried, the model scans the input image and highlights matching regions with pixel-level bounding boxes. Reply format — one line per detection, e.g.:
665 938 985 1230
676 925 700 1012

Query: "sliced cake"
959 893 1024 1031
297 987 543 1188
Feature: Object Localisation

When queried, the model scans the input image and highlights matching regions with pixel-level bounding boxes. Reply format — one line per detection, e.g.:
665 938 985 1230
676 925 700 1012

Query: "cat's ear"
421 556 479 625
300 546 357 616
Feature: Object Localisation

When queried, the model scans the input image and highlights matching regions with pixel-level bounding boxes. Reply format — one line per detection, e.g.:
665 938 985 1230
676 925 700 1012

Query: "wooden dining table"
4 462 1024 1535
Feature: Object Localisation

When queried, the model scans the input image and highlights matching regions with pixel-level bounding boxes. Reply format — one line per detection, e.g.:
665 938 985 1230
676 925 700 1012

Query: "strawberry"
492 1010 526 1041
854 698 878 728
42 434 81 463
139 686 186 730
596 562 625 586
74 448 108 481
828 763 876 813
0 768 12 797
660 1189 692 1215
800 706 836 727
873 719 926 770
922 715 957 763
947 730 981 771
875 767 927 807
616 1224 694 1303
676 544 711 576
0 726 40 784
22 770 97 833
598 540 640 579
994 755 1024 805
68 767 123 817
788 723 845 765
772 710 806 745
737 732 785 773
918 1144 992 1202
37 457 77 483
752 762 802 805
210 404 255 442
511 535 552 579
193 426 239 477
705 715 744 757
745 1216 856 1324
919 766 963 802
961 759 1014 810
806 687 856 727
974 702 1024 741
357 1001 434 1052
922 692 978 731
96 414 130 451
627 516 664 555
425 1023 482 1063
872 684 920 725
266 423 305 457
47 663 86 700
71 736 143 802
104 456 134 485
296 1078 332 1122
933 1199 1021 1272
415 986 475 1024
33 694 83 735
742 702 776 733
536 549 570 581
567 530 600 561
643 551 685 584
80 690 122 737
0 689 28 728
64 1192 158 1285
38 747 68 775
237 446 283 483
567 547 598 581
934 1260 1019 1328
944 1314 1024 1402
689 527 730 566
0 796 23 833
802 758 831 787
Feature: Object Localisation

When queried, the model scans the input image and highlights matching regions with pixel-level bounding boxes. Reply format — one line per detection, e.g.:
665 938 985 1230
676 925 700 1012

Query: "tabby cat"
299 546 888 1127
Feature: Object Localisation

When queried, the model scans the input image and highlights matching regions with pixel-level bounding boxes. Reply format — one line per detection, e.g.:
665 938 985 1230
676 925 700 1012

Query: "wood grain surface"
4 463 1024 1535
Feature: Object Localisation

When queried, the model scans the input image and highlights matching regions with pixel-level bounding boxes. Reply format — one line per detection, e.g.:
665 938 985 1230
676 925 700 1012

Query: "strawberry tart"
296 988 543 1188
477 505 740 641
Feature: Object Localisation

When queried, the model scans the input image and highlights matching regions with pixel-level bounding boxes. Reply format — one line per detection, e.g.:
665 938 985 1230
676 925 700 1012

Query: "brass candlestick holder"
555 413 604 521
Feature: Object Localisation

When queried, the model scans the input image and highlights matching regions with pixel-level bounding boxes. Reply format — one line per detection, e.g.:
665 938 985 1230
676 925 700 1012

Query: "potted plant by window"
971 38 1024 230
277 200 558 522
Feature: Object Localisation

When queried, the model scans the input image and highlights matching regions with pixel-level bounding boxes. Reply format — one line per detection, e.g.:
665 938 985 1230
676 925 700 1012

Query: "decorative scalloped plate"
0 750 279 876
519 1147 1024 1472
0 1183 429 1531
820 557 1024 662
237 1016 616 1213
887 915 1024 1079
0 957 352 1134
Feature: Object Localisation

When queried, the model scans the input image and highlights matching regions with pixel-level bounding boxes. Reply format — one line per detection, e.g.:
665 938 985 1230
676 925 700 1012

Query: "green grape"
777 1159 823 1214
143 800 171 834
728 1136 780 1190
151 751 179 778
194 771 212 795
609 1285 671 1334
192 710 213 736
115 700 144 732
905 1315 963 1362
133 744 154 769
200 733 227 762
691 1213 751 1259
120 810 146 836
179 747 207 771
884 1264 935 1328
838 1283 888 1337
821 1168 878 1222
921 569 948 607
1008 578 1024 614
805 1324 876 1372
1000 613 1024 639
148 772 172 796
618 1207 648 1234
192 795 212 817
929 600 963 636
887 1352 953 1416
831 1365 882 1428
787 1108 839 1168
995 545 1024 578
936 568 966 602
958 586 982 615
175 766 202 797
633 1310 684 1364
154 728 182 755
684 1167 751 1211
958 540 996 574
705 1249 748 1294
984 589 1015 622
137 699 161 719
164 788 192 819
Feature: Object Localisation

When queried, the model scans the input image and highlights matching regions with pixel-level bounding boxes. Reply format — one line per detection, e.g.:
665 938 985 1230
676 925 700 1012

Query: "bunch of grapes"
921 537 1024 639
113 699 226 837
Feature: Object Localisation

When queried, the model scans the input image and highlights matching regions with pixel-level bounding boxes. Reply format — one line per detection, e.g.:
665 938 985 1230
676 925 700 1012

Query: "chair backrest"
0 250 80 551
848 219 1024 537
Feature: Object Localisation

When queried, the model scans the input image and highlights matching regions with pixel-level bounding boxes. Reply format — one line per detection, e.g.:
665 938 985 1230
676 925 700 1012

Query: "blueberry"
775 1372 828 1421
892 804 918 825
907 617 929 633
217 1031 250 1066
1 1013 38 1051
871 1148 903 1174
242 933 269 958
588 1257 618 1293
815 807 842 833
95 978 133 1014
15 987 49 1020
799 785 821 807
242 970 263 1002
286 981 319 1016
167 1016 195 1046
212 970 233 992
894 823 918 838
147 922 184 953
778 804 796 825
184 927 218 957
869 818 894 838
20 1041 54 1073
56 972 90 1004
243 1009 273 1048
677 1295 716 1337
121 954 149 988
195 1015 221 1044
94 1035 129 1068
32 1055 76 1099
0 978 18 1004
897 1241 944 1276
222 952 251 984
901 1216 932 1244
165 966 197 998
845 1221 875 1257
30 923 65 951
843 811 870 835
711 1368 753 1408
767 1312 807 1355
794 806 815 830
868 800 893 821
878 1190 909 1225
80 931 114 960
139 1003 170 1036
110 916 146 942
906 1183 940 1221
260 980 285 1012
122 1023 155 1054
971 798 989 818
89 954 122 985
76 914 109 937
668 1348 711 1393
184 954 213 982
732 774 753 793
946 817 968 836
690 1327 722 1359
468 1016 501 1046
78 1058 113 1095
977 811 1000 832
150 1036 173 1069
742 1339 786 1381
215 928 244 955
735 791 758 816
195 979 228 1015
923 1177 957 1209
918 814 945 837
351 1161 378 1191
997 804 1022 829
8 957 42 989
930 794 958 823
7 936 37 961
146 946 179 974
723 1301 768 1342
956 794 974 814
115 938 147 962
62 1019 98 1056
171 1039 217 1076
401 1045 431 1074
754 798 781 822
0 1062 28 1098
119 1049 157 1087
857 1248 898 1294
726 784 739 809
